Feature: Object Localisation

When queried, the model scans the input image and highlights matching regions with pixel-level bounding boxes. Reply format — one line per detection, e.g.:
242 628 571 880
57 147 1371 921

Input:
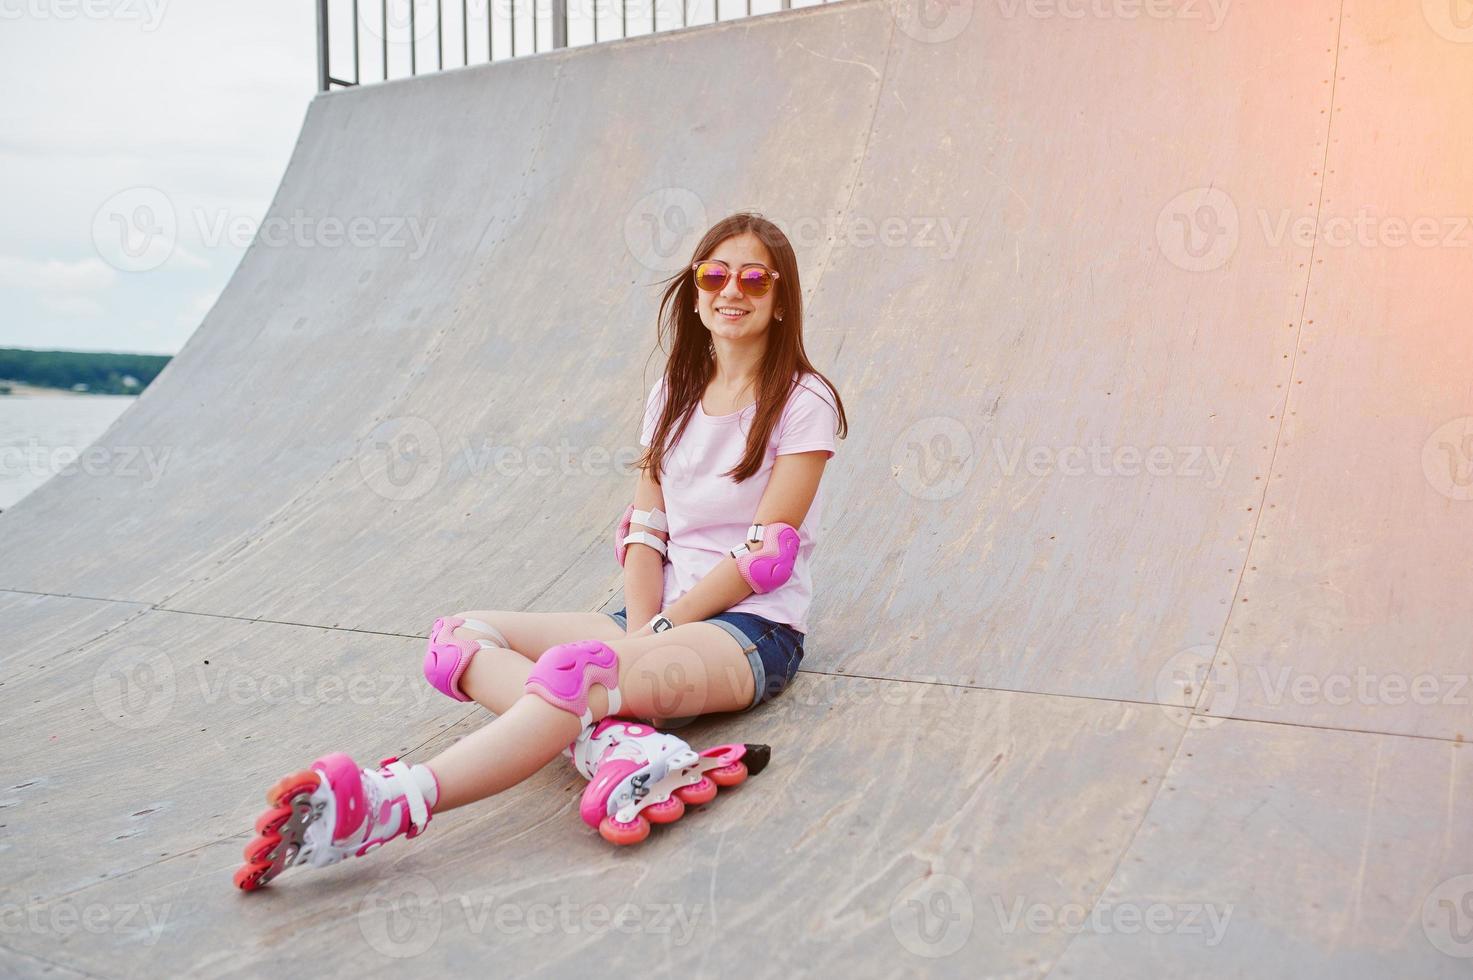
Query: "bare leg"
425 623 755 813
444 609 626 714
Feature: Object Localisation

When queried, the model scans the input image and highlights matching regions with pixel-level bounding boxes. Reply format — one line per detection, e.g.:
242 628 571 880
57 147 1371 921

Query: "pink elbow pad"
731 522 800 593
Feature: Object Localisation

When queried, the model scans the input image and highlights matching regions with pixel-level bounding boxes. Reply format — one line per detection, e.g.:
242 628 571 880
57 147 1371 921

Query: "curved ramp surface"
4 1 1472 976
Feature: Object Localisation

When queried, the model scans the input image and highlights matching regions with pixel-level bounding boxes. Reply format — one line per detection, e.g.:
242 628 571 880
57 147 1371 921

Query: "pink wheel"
708 760 748 788
644 796 685 824
234 860 273 891
254 803 293 836
675 776 717 805
599 813 651 845
242 833 282 865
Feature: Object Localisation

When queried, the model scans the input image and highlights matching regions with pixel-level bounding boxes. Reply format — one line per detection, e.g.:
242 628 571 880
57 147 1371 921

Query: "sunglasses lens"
694 262 728 291
738 266 774 297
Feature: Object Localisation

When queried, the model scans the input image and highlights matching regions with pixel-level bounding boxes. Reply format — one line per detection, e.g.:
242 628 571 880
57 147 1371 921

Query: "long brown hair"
638 211 848 485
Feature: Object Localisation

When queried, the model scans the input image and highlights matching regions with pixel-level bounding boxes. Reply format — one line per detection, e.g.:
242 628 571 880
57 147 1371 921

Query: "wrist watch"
649 614 675 633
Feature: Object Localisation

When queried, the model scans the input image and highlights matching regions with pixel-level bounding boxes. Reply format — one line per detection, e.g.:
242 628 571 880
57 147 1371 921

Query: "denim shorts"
603 606 804 710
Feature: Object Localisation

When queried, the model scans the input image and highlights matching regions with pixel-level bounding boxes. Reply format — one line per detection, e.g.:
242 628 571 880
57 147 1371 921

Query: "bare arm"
636 449 829 633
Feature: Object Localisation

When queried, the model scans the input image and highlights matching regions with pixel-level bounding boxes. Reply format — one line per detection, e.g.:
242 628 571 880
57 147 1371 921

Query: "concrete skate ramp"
4 0 1471 975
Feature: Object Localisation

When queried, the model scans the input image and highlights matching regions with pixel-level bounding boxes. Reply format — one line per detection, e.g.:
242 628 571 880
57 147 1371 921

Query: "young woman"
235 211 847 889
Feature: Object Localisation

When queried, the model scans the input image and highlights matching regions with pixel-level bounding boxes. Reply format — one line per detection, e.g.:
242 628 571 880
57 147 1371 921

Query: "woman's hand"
627 612 669 639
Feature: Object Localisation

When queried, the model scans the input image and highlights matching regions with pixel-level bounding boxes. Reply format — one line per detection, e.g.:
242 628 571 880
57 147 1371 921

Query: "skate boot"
568 717 770 845
234 753 438 891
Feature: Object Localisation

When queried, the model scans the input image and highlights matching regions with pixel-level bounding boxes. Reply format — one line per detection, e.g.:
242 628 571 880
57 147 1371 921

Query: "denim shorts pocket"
781 634 803 679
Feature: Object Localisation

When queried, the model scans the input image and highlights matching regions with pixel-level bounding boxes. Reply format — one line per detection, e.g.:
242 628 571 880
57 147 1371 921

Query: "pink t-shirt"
640 372 839 634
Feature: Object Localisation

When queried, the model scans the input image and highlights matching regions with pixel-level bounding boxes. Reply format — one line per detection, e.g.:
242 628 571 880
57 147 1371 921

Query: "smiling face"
694 231 783 344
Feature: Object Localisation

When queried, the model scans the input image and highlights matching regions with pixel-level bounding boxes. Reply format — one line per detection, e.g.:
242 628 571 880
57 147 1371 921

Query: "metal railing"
316 0 807 92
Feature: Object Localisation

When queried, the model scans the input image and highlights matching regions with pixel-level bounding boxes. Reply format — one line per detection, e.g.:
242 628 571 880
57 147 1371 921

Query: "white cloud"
0 1 312 353
40 294 106 318
175 288 219 328
169 244 212 271
0 255 118 292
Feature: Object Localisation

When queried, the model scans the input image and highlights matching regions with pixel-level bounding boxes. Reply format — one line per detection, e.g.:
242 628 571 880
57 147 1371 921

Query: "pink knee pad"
525 639 623 726
731 522 800 594
424 616 483 702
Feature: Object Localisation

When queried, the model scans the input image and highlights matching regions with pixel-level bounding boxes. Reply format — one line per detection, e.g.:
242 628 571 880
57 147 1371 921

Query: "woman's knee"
442 611 514 648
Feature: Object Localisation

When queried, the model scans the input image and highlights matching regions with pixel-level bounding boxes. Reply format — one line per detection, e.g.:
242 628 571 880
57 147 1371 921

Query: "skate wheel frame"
233 769 321 891
603 743 759 839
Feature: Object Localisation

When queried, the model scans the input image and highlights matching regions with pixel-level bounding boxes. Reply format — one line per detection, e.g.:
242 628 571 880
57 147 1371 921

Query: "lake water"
0 395 136 511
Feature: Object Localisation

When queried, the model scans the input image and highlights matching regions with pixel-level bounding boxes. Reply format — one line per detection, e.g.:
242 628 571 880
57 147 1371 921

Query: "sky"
1 0 790 357
1 1 314 355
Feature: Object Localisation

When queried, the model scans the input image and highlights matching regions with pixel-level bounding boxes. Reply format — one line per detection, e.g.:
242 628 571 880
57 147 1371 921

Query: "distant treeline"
0 348 171 395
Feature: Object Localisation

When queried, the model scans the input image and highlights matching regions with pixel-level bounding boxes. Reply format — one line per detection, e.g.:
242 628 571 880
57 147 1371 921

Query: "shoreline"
0 381 128 397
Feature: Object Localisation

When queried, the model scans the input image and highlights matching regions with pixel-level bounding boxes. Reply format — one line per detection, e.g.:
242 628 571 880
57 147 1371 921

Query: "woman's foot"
234 754 439 891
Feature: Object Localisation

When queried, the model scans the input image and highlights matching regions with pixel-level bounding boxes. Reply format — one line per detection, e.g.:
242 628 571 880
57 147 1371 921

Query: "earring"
776 311 784 321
